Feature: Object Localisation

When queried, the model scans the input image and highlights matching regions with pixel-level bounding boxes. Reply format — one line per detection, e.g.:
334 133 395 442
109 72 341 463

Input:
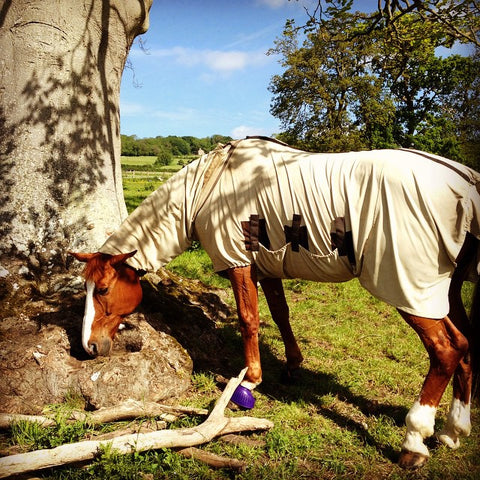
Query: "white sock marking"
82 281 96 355
241 380 261 391
401 400 436 456
438 397 471 449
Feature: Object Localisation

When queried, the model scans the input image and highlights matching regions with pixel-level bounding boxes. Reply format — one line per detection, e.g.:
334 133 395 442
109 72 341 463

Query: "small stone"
18 266 29 276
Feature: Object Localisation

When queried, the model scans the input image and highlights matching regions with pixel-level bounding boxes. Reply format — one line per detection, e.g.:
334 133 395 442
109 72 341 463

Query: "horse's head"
69 251 143 357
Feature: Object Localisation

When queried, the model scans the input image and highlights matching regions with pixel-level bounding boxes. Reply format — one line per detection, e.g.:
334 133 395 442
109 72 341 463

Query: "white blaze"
82 280 96 354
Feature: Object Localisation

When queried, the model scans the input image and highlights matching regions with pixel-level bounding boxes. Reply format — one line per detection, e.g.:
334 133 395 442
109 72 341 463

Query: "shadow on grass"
139 272 410 464
207 321 409 465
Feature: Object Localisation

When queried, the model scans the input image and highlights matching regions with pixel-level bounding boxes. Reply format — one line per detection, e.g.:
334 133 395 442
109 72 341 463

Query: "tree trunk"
0 0 152 274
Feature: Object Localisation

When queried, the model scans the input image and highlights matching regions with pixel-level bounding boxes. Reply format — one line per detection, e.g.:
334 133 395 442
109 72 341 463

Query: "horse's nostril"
87 339 112 357
89 342 98 356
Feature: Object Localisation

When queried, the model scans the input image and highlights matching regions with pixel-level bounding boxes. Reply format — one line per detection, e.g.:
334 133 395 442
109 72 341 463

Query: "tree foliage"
120 134 233 157
355 0 480 48
269 0 479 166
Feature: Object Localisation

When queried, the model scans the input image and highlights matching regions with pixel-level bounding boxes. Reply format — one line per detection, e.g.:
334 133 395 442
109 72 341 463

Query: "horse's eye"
96 287 109 296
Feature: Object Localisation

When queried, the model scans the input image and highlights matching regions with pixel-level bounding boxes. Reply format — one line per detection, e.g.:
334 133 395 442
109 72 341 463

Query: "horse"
70 136 480 469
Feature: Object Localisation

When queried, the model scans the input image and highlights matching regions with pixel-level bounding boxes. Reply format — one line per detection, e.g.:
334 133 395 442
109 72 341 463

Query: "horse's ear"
68 251 97 263
109 250 137 266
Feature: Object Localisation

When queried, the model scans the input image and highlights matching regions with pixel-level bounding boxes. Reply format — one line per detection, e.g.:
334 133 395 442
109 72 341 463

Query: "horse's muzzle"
87 337 113 357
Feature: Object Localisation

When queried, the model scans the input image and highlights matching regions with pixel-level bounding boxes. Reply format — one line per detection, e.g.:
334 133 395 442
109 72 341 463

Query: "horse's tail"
470 278 480 402
457 232 480 402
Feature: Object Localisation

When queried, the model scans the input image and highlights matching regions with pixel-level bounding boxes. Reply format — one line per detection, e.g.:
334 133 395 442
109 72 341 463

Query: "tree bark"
0 0 152 273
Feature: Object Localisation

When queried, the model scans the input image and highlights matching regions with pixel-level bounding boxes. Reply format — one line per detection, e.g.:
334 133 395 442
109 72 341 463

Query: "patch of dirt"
0 268 234 414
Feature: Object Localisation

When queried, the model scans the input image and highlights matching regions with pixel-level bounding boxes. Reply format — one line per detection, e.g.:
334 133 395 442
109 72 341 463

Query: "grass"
121 155 158 166
121 158 183 213
3 156 479 479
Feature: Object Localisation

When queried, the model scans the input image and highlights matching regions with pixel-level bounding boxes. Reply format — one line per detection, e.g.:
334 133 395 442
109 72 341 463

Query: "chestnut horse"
71 137 480 469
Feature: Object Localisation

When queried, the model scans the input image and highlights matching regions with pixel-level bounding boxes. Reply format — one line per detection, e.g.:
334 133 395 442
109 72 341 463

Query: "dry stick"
0 415 56 429
0 401 208 430
89 425 160 441
0 368 273 478
176 447 247 471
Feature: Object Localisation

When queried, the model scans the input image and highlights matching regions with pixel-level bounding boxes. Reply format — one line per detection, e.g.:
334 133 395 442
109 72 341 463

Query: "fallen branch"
176 447 246 471
0 401 208 430
0 368 273 478
88 424 160 441
0 414 55 429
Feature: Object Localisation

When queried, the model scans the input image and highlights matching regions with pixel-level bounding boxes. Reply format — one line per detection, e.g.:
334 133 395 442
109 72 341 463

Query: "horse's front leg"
398 311 469 469
228 265 262 389
260 277 303 380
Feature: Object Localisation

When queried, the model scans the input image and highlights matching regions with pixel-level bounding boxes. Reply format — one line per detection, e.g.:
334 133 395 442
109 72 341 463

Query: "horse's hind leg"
398 311 469 469
437 234 478 448
260 277 304 381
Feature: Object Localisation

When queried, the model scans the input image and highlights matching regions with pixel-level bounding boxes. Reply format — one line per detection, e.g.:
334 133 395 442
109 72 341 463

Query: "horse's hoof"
437 431 460 449
280 367 302 385
398 449 428 470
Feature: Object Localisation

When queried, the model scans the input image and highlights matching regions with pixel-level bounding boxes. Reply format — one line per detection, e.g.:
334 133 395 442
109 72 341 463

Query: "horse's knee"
416 316 469 378
431 330 469 378
239 315 259 338
450 330 469 359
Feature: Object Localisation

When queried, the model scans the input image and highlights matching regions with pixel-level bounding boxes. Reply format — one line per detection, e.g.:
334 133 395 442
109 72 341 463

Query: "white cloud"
224 23 283 49
120 101 146 116
204 50 249 72
151 107 197 122
120 101 198 124
231 125 272 139
256 0 314 9
256 0 290 8
143 46 270 75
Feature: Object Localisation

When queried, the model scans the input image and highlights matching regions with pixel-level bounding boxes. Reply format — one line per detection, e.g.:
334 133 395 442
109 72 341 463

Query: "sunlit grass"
121 155 157 166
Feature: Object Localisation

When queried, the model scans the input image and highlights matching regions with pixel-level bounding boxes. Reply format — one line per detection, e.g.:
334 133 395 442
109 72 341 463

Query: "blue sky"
120 0 316 139
119 0 472 140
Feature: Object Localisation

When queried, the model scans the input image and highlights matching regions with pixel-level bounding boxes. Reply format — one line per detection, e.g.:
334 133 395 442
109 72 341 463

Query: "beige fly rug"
100 137 480 319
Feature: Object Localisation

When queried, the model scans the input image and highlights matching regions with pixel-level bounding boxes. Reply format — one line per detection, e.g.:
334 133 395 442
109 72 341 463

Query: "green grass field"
121 156 183 213
121 155 158 166
4 157 479 479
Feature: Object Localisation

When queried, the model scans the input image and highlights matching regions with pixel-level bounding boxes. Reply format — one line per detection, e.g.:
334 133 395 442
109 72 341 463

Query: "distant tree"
120 134 235 157
210 134 233 146
155 145 173 166
121 134 141 156
376 16 479 159
165 136 190 156
182 136 203 154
